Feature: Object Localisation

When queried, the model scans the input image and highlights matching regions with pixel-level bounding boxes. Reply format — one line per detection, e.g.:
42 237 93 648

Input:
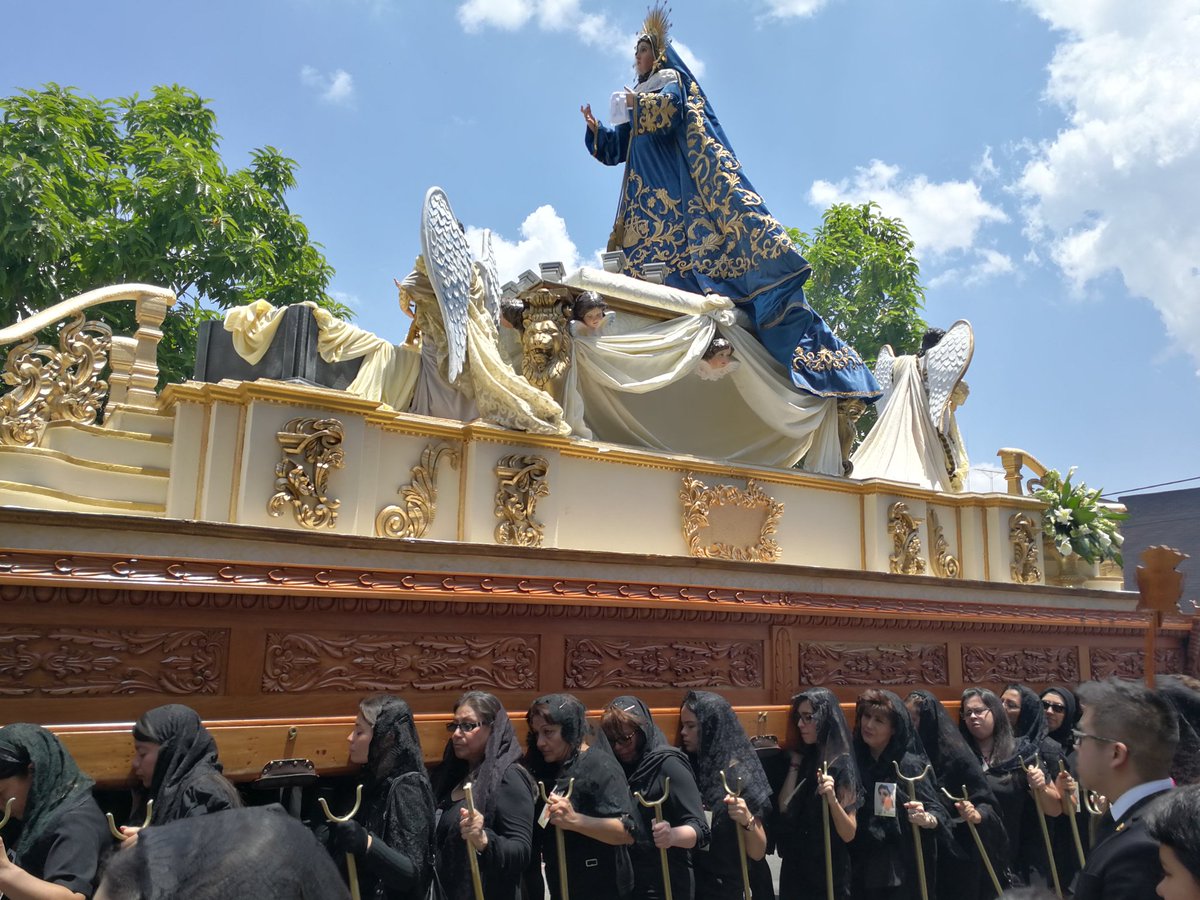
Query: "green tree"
0 83 345 384
789 201 928 369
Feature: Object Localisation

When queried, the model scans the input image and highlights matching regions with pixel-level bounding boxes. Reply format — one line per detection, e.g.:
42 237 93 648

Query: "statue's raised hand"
580 103 597 133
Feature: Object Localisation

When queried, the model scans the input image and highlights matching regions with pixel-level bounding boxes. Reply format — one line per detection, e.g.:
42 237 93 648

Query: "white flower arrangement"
1032 467 1127 566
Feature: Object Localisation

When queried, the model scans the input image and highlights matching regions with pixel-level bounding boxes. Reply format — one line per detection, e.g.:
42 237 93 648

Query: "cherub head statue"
572 291 609 331
520 288 572 393
702 337 734 368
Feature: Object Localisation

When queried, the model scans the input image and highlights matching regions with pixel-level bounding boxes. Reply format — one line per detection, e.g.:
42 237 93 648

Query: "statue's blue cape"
586 44 881 400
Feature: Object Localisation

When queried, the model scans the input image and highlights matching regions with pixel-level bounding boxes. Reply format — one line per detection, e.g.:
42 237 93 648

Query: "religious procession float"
0 10 1194 792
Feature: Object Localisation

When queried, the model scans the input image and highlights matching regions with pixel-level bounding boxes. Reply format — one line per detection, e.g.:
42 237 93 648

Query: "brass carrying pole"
820 761 834 900
0 796 14 830
538 778 576 900
892 761 934 900
1024 756 1063 898
633 776 673 900
1057 760 1087 868
463 782 485 900
1083 790 1103 849
941 784 1002 895
318 784 364 900
106 799 154 841
720 770 753 900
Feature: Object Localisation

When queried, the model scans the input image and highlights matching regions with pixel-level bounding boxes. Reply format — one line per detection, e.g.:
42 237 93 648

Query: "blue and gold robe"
585 48 880 401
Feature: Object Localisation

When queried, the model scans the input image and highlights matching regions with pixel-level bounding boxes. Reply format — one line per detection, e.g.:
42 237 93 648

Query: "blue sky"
5 0 1199 501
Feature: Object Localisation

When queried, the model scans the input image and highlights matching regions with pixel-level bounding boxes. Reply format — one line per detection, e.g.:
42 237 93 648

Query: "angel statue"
850 321 973 492
579 4 881 408
397 187 569 436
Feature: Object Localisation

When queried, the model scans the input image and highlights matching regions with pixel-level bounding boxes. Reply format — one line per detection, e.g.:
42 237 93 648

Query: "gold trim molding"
375 443 460 539
1009 512 1042 584
267 417 345 529
928 508 960 579
888 501 926 575
494 454 549 547
680 473 784 563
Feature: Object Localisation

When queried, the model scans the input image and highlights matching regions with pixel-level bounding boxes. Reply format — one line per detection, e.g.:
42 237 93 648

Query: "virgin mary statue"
581 7 880 402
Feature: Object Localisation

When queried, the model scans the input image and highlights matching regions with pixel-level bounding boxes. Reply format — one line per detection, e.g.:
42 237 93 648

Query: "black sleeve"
479 767 535 879
659 755 709 849
364 773 433 892
363 835 418 889
38 799 108 899
180 774 241 818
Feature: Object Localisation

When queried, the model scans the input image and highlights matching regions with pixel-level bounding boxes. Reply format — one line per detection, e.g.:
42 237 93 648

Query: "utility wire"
1102 474 1200 500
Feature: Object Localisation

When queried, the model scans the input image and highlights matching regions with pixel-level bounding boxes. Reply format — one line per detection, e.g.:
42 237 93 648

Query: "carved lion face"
524 319 563 366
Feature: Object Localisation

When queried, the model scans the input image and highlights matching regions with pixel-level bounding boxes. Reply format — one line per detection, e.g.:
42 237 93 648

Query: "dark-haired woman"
678 691 772 900
332 694 435 900
525 693 636 900
906 690 1009 900
431 691 535 900
1039 686 1084 886
602 695 708 900
776 688 861 900
0 723 109 900
121 704 240 841
999 684 1063 888
850 689 948 900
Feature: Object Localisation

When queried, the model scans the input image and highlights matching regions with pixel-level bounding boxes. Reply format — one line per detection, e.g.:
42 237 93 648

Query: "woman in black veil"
332 694 435 900
1038 686 1083 885
851 689 948 900
524 693 636 900
999 684 1063 888
431 691 534 900
906 691 1009 899
602 695 708 900
776 688 861 900
122 704 240 839
678 691 772 900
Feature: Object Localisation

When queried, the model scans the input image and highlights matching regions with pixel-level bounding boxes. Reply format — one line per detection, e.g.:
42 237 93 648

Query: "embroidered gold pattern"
636 92 678 135
792 345 866 373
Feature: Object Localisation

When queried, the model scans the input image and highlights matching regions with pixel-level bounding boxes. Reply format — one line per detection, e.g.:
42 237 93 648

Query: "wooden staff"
892 761 934 900
0 796 13 829
633 776 673 900
106 799 154 841
538 778 575 900
1058 760 1087 868
819 761 834 900
1024 756 1062 898
719 770 753 900
319 784 364 900
941 784 1002 895
463 782 485 900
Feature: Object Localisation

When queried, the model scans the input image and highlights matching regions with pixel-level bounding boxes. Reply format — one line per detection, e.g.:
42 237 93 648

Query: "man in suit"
1071 678 1179 900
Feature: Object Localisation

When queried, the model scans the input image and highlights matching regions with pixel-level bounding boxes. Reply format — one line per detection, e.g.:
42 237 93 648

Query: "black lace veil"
681 690 772 818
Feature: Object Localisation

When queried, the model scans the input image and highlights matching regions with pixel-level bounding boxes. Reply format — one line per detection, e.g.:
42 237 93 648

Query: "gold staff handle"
941 784 1002 895
106 799 154 842
634 777 673 900
319 784 364 900
0 796 14 831
463 783 485 900
1082 788 1104 849
893 761 934 900
1024 756 1062 898
819 761 834 900
538 778 575 900
719 770 753 900
1057 759 1087 868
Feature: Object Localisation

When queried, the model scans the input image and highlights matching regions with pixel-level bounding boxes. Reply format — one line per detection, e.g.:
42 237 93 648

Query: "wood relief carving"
375 443 460 539
772 627 797 699
799 642 948 686
928 508 961 579
1009 513 1042 584
680 473 784 563
267 417 345 529
564 638 761 690
262 632 537 693
494 454 549 547
1089 646 1186 680
962 645 1080 684
888 502 926 575
0 627 225 696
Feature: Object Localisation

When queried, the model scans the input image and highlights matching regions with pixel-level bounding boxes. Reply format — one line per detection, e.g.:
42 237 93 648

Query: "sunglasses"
1042 701 1066 713
446 721 483 734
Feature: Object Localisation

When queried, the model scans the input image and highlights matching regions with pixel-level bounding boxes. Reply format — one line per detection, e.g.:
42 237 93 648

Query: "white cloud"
465 205 581 283
330 290 361 311
1015 0 1200 369
457 0 533 31
300 66 355 105
759 0 834 19
671 40 706 79
929 248 1015 288
973 146 999 181
808 159 1008 256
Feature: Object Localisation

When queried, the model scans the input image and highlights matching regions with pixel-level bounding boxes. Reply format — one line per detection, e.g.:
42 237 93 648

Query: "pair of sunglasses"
1041 700 1066 713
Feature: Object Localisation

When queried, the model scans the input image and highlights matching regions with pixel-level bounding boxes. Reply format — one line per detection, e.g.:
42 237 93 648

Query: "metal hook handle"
719 769 743 798
106 799 154 841
0 797 13 831
538 777 575 803
634 776 671 810
318 784 363 823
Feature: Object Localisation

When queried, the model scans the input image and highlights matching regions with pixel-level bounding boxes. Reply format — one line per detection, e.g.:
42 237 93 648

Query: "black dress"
12 790 110 899
777 755 855 900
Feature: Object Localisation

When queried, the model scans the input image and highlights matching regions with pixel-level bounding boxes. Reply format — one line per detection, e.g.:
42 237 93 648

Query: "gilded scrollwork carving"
888 501 926 575
1 314 112 447
1009 513 1042 584
1089 646 1185 680
564 637 761 690
0 626 225 696
375 443 460 539
928 508 961 579
680 473 784 562
267 417 345 529
799 642 948 686
262 632 537 692
494 454 549 547
962 645 1080 684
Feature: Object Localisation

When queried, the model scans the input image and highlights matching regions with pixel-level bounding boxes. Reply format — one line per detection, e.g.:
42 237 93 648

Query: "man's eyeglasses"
1072 728 1120 748
796 713 816 725
1042 700 1066 714
963 707 991 719
446 721 483 734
